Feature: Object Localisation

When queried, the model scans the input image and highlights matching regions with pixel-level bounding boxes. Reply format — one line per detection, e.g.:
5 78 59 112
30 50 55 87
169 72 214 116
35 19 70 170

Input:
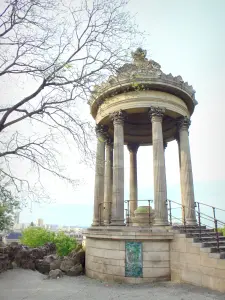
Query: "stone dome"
89 48 197 145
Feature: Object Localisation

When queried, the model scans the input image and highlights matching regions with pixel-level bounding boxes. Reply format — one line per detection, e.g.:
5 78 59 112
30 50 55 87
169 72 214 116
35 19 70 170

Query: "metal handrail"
124 199 154 226
168 199 225 226
167 199 225 252
195 201 225 212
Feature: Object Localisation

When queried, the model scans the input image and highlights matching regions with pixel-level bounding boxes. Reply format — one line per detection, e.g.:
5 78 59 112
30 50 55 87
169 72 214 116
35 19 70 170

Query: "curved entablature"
89 48 197 119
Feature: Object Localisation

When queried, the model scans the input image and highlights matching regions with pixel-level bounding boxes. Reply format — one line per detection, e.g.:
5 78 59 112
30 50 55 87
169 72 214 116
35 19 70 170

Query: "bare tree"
0 0 141 204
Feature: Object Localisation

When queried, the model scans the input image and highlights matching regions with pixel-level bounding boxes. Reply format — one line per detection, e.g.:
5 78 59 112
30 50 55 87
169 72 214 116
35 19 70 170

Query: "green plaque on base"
125 241 143 277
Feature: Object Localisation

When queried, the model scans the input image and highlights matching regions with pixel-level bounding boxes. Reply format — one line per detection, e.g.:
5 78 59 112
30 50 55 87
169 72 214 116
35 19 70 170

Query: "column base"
154 219 169 226
92 219 99 226
110 219 125 226
185 218 197 226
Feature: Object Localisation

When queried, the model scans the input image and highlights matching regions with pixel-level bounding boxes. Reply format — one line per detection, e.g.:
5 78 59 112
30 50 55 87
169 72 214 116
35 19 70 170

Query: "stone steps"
186 232 223 238
193 236 225 243
173 225 225 259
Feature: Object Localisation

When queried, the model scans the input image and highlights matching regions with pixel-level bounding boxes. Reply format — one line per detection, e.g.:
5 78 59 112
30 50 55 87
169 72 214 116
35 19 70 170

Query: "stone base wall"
170 233 225 293
85 227 172 284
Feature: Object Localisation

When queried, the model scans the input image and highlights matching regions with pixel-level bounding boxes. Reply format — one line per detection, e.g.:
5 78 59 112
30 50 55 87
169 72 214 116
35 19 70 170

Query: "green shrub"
53 231 77 257
20 227 55 248
218 226 225 236
20 227 77 257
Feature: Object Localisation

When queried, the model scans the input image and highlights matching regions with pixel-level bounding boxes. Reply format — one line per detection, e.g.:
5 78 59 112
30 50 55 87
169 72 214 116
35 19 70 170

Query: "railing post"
197 202 202 240
148 200 151 225
214 219 220 252
127 200 130 226
183 205 187 233
168 200 172 225
213 207 216 220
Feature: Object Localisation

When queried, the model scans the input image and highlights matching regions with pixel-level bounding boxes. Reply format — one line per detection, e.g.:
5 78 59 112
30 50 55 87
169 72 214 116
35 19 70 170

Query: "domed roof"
89 48 197 117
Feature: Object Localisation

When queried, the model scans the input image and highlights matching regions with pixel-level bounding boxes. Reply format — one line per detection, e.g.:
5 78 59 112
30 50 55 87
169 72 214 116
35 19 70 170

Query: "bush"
20 227 55 248
53 231 77 257
20 227 77 257
219 226 225 236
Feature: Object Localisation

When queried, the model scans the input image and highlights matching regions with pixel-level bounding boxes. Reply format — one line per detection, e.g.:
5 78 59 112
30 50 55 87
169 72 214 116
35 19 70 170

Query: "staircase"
173 225 225 259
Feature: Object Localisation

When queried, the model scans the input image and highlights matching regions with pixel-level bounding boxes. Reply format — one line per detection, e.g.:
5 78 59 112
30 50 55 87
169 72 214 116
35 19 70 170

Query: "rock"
66 264 83 276
60 258 74 273
50 258 62 270
73 250 85 268
43 254 57 264
35 259 50 274
12 261 19 269
48 269 63 279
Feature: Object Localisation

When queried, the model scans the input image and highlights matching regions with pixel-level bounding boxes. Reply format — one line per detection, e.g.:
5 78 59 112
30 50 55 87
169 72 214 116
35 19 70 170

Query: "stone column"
127 143 139 217
163 141 169 224
92 124 107 226
104 138 113 225
177 116 197 225
149 107 168 226
110 110 126 226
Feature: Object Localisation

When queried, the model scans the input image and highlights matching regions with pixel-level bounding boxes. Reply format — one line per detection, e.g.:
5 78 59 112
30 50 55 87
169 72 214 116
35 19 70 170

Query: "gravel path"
0 270 224 300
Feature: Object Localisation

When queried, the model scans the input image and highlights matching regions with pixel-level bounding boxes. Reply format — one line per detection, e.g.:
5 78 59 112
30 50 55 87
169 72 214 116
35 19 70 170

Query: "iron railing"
98 198 225 252
124 199 154 226
167 199 225 252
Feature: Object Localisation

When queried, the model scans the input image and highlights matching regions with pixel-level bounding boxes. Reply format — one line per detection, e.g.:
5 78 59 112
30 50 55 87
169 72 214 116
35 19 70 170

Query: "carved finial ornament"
131 48 147 63
110 110 127 125
148 106 165 122
177 116 191 131
127 143 139 154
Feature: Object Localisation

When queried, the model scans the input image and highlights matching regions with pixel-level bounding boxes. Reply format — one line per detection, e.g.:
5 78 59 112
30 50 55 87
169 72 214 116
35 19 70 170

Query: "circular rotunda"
85 48 198 283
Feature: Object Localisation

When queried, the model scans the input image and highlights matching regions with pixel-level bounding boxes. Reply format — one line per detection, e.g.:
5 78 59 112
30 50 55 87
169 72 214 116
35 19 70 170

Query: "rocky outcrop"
0 242 85 278
0 242 56 274
59 249 85 276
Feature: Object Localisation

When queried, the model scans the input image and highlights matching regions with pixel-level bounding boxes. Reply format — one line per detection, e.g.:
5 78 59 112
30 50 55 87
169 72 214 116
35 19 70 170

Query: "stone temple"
84 49 225 291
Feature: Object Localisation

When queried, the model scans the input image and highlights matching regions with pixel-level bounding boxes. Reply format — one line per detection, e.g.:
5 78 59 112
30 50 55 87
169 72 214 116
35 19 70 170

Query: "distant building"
4 232 22 244
37 218 44 227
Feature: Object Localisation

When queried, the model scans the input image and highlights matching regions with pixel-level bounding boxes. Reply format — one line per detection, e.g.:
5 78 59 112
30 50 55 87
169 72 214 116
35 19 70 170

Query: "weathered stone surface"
50 258 62 271
72 250 85 267
48 269 63 279
66 264 83 276
35 259 50 274
60 257 74 273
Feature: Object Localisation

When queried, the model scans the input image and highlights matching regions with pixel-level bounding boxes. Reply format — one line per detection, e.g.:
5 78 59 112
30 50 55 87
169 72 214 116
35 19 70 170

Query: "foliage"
0 182 20 231
218 226 225 236
20 227 55 248
20 227 77 256
53 231 77 257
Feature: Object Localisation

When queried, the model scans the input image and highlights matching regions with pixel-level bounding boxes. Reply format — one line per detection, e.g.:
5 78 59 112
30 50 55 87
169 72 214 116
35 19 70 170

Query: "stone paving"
0 270 224 300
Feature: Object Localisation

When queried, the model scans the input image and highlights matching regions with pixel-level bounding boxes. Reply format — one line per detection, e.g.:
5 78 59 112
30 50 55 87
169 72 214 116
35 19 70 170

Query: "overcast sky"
19 0 225 227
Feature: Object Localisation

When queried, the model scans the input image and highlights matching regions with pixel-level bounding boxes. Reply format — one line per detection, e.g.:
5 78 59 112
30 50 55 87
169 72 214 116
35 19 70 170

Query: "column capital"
110 110 127 125
127 143 139 154
148 106 165 123
95 124 108 141
105 136 113 147
177 116 191 131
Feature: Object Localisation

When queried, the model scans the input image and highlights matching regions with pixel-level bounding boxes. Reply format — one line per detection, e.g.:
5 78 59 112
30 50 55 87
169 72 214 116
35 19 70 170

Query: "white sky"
8 0 225 226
